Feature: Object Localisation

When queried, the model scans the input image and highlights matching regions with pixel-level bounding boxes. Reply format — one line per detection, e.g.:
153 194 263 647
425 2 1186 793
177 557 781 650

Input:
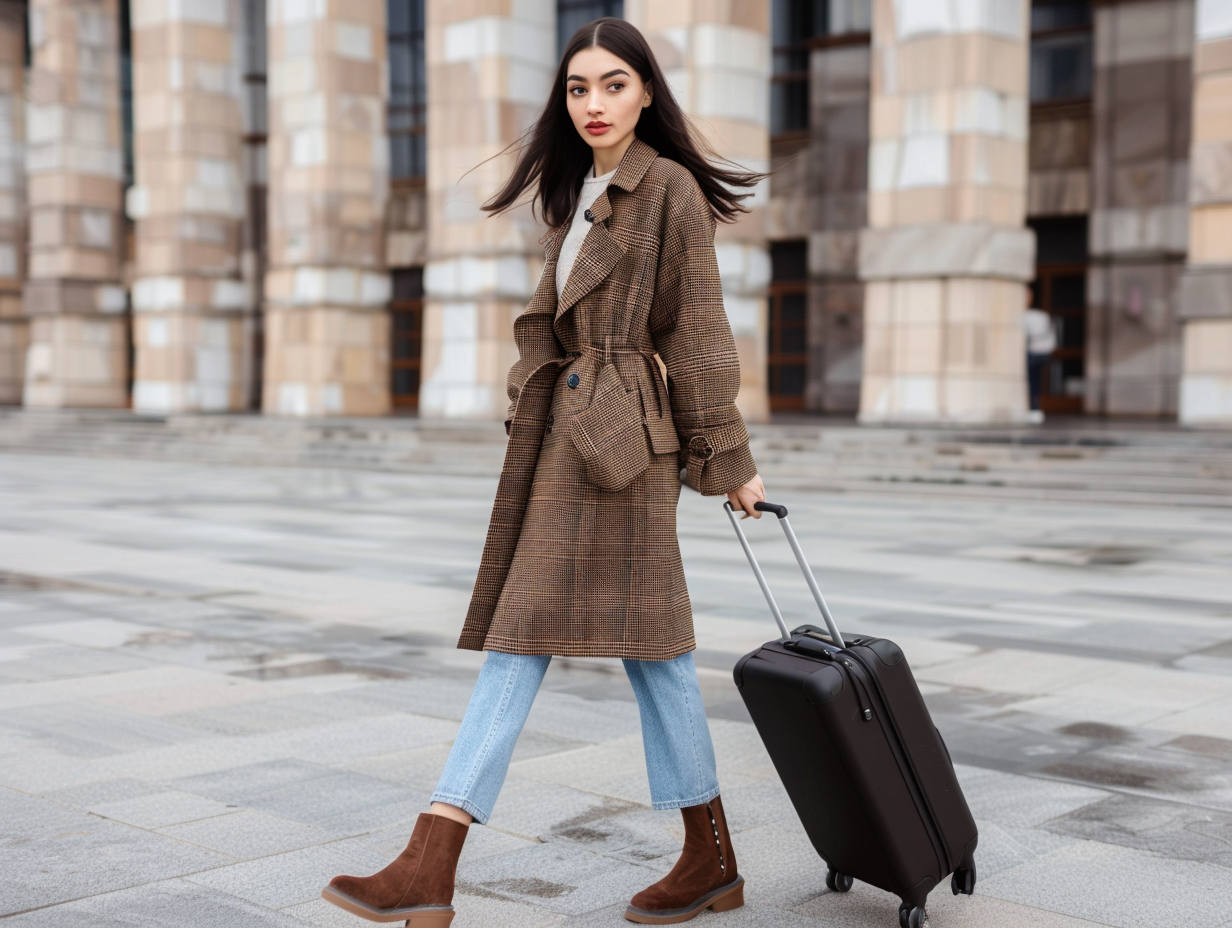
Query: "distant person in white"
1023 283 1056 424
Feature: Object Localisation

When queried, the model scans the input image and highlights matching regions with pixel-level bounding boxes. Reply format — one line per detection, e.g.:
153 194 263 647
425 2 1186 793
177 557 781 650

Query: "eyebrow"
566 68 631 83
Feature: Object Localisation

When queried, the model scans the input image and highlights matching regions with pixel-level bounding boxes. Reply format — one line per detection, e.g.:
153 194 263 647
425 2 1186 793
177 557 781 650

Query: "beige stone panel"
1195 36 1232 74
23 315 128 407
1191 74 1232 144
891 35 1027 96
27 173 123 209
870 94 902 142
1182 318 1232 373
1188 204 1232 264
888 187 950 226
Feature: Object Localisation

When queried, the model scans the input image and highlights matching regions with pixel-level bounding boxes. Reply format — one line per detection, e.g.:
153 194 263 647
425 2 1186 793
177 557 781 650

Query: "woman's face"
564 46 650 160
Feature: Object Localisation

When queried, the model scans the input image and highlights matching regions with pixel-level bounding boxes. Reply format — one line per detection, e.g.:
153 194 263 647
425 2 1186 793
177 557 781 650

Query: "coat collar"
543 137 659 256
585 137 658 224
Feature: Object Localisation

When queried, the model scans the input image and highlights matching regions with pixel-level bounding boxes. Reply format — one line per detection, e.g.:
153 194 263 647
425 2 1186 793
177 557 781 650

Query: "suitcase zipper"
843 648 950 878
840 659 875 722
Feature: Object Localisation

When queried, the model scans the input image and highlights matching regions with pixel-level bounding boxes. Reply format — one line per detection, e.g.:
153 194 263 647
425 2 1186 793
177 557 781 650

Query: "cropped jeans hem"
427 793 491 826
650 784 722 812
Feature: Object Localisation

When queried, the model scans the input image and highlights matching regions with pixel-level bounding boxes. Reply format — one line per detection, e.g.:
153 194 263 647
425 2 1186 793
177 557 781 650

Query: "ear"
642 81 653 108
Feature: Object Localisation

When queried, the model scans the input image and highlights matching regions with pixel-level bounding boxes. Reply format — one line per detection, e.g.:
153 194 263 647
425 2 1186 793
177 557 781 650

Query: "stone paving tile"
158 809 336 860
43 777 162 810
953 764 1109 828
1 878 307 927
0 787 230 916
166 759 432 837
485 781 646 843
977 840 1232 928
89 790 240 829
184 838 388 909
453 841 659 916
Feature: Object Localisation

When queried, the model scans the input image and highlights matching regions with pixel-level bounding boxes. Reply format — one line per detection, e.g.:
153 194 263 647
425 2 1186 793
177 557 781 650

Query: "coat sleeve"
649 169 758 496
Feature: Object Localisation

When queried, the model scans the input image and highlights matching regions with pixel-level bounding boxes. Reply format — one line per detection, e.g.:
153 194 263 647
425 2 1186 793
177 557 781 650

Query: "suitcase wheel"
899 904 927 928
951 863 976 896
825 868 853 893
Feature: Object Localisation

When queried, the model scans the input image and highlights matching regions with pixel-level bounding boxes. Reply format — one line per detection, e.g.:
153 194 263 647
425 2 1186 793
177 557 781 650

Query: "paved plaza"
1 421 1231 927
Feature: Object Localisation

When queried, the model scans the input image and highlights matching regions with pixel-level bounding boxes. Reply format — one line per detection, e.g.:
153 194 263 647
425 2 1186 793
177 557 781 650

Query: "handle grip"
754 501 788 519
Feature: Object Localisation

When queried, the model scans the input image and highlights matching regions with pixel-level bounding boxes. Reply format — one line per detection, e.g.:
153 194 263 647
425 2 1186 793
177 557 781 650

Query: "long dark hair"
482 17 764 229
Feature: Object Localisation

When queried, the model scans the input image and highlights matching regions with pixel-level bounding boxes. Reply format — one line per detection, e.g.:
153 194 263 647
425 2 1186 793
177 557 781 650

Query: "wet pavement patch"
230 658 409 681
1041 757 1199 792
1163 734 1232 762
1045 794 1232 868
458 877 575 900
1057 722 1133 742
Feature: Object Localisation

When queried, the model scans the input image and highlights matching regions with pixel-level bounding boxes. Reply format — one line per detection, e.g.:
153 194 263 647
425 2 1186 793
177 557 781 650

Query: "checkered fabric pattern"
457 139 758 661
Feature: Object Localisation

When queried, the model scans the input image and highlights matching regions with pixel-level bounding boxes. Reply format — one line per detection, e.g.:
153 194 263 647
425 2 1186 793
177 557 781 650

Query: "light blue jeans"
430 651 720 825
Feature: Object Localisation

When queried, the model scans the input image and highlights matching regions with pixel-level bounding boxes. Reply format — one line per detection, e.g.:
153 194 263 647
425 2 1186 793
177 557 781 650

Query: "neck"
592 134 635 178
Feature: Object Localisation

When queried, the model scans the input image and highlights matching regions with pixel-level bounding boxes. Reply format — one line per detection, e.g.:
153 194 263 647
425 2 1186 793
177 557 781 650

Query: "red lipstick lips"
585 121 611 136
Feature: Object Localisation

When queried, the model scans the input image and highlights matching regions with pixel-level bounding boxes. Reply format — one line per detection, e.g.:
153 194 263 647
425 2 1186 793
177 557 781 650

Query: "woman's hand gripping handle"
726 473 767 520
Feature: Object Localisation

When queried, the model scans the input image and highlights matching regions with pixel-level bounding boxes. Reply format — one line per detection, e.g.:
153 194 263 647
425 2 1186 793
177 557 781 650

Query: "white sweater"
556 166 617 300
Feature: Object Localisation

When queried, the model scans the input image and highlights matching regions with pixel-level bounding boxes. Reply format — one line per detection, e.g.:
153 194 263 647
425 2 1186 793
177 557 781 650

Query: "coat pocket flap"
643 415 680 454
570 365 652 492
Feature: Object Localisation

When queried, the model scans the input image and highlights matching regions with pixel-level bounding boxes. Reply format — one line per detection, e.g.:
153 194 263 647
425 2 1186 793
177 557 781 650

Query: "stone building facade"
0 0 1227 426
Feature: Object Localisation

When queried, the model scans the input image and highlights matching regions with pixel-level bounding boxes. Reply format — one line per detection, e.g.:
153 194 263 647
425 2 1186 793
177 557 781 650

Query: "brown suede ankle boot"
322 812 468 924
625 796 744 924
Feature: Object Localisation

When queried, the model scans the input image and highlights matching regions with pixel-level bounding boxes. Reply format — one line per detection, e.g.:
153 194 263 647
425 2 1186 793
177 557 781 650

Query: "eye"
608 82 625 92
568 85 586 96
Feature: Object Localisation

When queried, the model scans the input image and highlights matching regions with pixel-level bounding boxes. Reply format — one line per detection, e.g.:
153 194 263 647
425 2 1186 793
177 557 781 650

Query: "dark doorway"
390 268 424 411
768 241 808 412
1029 216 1088 414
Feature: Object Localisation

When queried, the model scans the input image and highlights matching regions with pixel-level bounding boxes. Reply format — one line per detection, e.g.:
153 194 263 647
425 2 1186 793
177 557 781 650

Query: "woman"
323 17 767 927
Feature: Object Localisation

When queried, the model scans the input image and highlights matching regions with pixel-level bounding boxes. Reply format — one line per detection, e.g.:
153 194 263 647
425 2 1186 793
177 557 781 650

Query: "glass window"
771 0 830 135
120 0 132 188
388 0 426 181
390 268 424 410
1030 1 1093 103
558 1 624 57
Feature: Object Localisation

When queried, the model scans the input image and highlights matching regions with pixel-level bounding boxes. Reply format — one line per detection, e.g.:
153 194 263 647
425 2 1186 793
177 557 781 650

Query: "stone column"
0 2 24 403
1179 0 1232 424
128 0 248 412
418 0 555 419
627 0 771 423
1087 0 1193 417
23 0 128 408
858 0 1034 424
262 0 389 416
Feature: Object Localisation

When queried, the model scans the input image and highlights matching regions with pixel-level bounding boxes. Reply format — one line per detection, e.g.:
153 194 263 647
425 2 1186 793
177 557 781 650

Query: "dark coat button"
567 373 580 389
583 209 594 222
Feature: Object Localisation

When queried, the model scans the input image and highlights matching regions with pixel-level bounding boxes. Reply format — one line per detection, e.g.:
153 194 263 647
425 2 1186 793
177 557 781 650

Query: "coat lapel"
555 213 625 319
553 139 661 323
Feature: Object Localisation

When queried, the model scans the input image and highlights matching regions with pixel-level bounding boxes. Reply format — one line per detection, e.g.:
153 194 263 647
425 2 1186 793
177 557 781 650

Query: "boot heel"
709 879 744 913
406 910 455 927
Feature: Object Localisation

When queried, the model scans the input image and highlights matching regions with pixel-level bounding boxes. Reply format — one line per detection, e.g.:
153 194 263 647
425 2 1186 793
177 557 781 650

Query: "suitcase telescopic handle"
724 501 847 649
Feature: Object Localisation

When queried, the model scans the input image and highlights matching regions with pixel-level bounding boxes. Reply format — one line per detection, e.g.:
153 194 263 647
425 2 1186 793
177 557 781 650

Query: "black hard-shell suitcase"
725 501 978 928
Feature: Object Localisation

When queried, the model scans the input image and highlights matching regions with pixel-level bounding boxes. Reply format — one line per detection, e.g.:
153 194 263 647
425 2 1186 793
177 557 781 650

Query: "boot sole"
320 886 455 925
623 875 745 924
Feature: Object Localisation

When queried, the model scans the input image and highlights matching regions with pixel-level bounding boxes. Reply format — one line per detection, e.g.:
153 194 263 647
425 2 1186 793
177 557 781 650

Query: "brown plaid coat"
456 138 758 660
